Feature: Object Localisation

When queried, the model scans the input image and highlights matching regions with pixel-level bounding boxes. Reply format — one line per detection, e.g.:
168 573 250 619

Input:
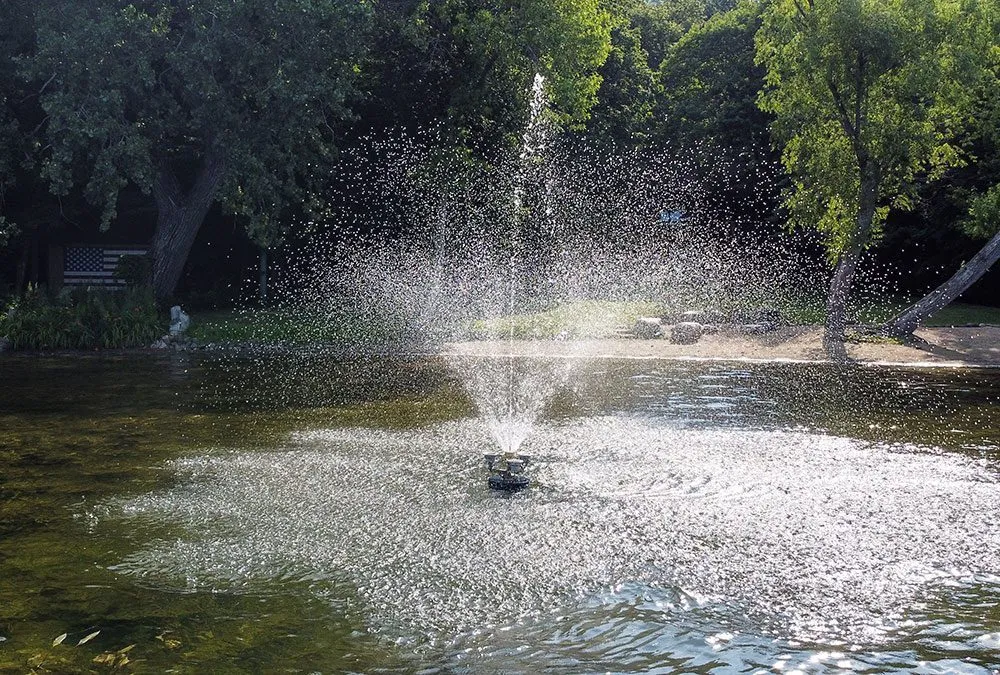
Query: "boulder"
0 335 10 353
169 305 190 336
670 321 703 345
633 317 663 339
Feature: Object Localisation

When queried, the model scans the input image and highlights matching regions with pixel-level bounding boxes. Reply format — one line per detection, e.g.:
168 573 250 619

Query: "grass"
918 302 1000 326
187 308 404 347
779 296 1000 327
183 297 1000 349
465 300 664 339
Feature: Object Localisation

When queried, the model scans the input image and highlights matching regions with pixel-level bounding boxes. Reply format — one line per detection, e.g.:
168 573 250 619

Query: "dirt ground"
445 325 1000 367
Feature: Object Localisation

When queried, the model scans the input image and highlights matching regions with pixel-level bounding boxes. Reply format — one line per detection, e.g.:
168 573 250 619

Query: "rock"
670 321 703 345
737 323 772 336
0 335 10 353
151 337 169 349
633 317 663 339
169 305 190 336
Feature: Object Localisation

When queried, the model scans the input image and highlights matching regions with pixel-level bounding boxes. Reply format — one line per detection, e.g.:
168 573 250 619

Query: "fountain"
45 92 998 675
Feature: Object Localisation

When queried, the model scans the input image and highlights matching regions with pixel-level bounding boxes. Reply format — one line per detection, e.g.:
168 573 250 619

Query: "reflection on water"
107 418 1000 673
1 353 999 672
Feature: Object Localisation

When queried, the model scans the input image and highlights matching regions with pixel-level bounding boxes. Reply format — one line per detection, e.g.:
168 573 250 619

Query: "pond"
1 352 999 673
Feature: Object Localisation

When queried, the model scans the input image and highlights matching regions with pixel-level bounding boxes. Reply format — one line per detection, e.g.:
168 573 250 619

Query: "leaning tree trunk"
824 164 879 358
883 227 1000 338
151 152 226 302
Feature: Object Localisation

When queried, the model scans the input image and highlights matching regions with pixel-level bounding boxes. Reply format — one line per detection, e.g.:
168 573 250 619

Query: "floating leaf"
52 633 67 647
156 631 181 649
93 652 116 666
77 630 100 645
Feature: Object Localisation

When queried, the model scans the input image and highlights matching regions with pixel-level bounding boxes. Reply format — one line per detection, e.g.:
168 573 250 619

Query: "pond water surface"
1 352 999 673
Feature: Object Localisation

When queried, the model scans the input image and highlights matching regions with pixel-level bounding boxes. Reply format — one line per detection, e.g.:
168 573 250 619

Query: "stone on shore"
670 321 703 345
633 317 663 339
169 305 190 336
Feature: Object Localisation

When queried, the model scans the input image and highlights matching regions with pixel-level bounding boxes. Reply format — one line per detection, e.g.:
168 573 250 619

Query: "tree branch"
825 75 858 141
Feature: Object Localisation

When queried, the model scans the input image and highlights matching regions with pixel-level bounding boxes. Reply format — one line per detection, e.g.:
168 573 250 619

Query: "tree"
884 186 1000 335
659 2 771 156
756 0 993 356
363 0 613 147
585 10 660 146
27 0 371 300
884 19 1000 336
0 0 34 251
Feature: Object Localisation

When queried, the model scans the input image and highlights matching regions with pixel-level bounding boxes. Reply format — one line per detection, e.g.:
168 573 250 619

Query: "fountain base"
484 453 531 491
487 472 530 491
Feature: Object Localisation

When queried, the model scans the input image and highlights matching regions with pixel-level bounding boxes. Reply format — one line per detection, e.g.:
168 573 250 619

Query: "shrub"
0 285 164 350
114 253 153 287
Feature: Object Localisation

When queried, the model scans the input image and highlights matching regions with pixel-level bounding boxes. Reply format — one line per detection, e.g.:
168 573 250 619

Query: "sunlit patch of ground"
445 326 1000 367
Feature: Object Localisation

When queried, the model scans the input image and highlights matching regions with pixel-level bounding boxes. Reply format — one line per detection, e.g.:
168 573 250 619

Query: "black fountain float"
484 453 532 491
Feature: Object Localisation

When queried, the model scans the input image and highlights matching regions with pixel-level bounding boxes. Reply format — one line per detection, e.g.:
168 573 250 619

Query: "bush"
114 253 153 287
0 286 164 350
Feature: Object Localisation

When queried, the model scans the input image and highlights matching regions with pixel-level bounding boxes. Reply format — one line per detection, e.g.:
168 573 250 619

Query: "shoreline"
443 325 1000 369
4 325 1000 369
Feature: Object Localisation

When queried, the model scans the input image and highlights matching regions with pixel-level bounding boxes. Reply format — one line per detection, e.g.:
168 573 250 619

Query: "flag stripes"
64 246 148 287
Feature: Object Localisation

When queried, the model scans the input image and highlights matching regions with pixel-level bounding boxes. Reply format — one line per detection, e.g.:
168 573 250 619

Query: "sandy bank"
445 325 1000 368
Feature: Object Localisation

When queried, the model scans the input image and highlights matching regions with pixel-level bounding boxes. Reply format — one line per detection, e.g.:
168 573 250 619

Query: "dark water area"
1 352 998 673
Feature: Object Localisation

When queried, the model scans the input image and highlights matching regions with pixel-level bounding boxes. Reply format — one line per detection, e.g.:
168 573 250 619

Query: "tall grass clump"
0 285 163 350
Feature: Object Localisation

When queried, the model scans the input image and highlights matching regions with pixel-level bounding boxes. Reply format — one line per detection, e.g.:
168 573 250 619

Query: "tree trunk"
883 227 1000 337
151 152 226 302
824 164 879 359
258 246 268 306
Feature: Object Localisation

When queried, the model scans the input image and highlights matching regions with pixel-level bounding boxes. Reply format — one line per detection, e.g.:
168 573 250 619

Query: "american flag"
64 245 148 287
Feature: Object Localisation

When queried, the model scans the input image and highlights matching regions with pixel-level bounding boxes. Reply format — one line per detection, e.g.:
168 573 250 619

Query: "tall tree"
756 0 992 356
27 0 371 300
0 0 34 250
659 1 771 156
585 8 660 146
883 16 1000 336
363 0 613 146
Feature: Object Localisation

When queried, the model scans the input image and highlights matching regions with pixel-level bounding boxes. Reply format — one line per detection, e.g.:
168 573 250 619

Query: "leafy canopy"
374 0 613 141
756 0 994 255
27 0 372 245
660 0 770 154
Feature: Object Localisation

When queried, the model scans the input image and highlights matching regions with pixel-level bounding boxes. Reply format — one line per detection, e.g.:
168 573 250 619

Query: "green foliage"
0 0 35 243
114 254 153 288
0 215 17 249
586 15 661 145
26 0 372 244
659 1 770 154
962 183 1000 237
756 0 995 256
629 0 725 69
373 0 613 142
0 286 163 350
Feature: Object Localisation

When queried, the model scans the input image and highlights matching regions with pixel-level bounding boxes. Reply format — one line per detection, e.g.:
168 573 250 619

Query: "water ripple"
105 417 1000 672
